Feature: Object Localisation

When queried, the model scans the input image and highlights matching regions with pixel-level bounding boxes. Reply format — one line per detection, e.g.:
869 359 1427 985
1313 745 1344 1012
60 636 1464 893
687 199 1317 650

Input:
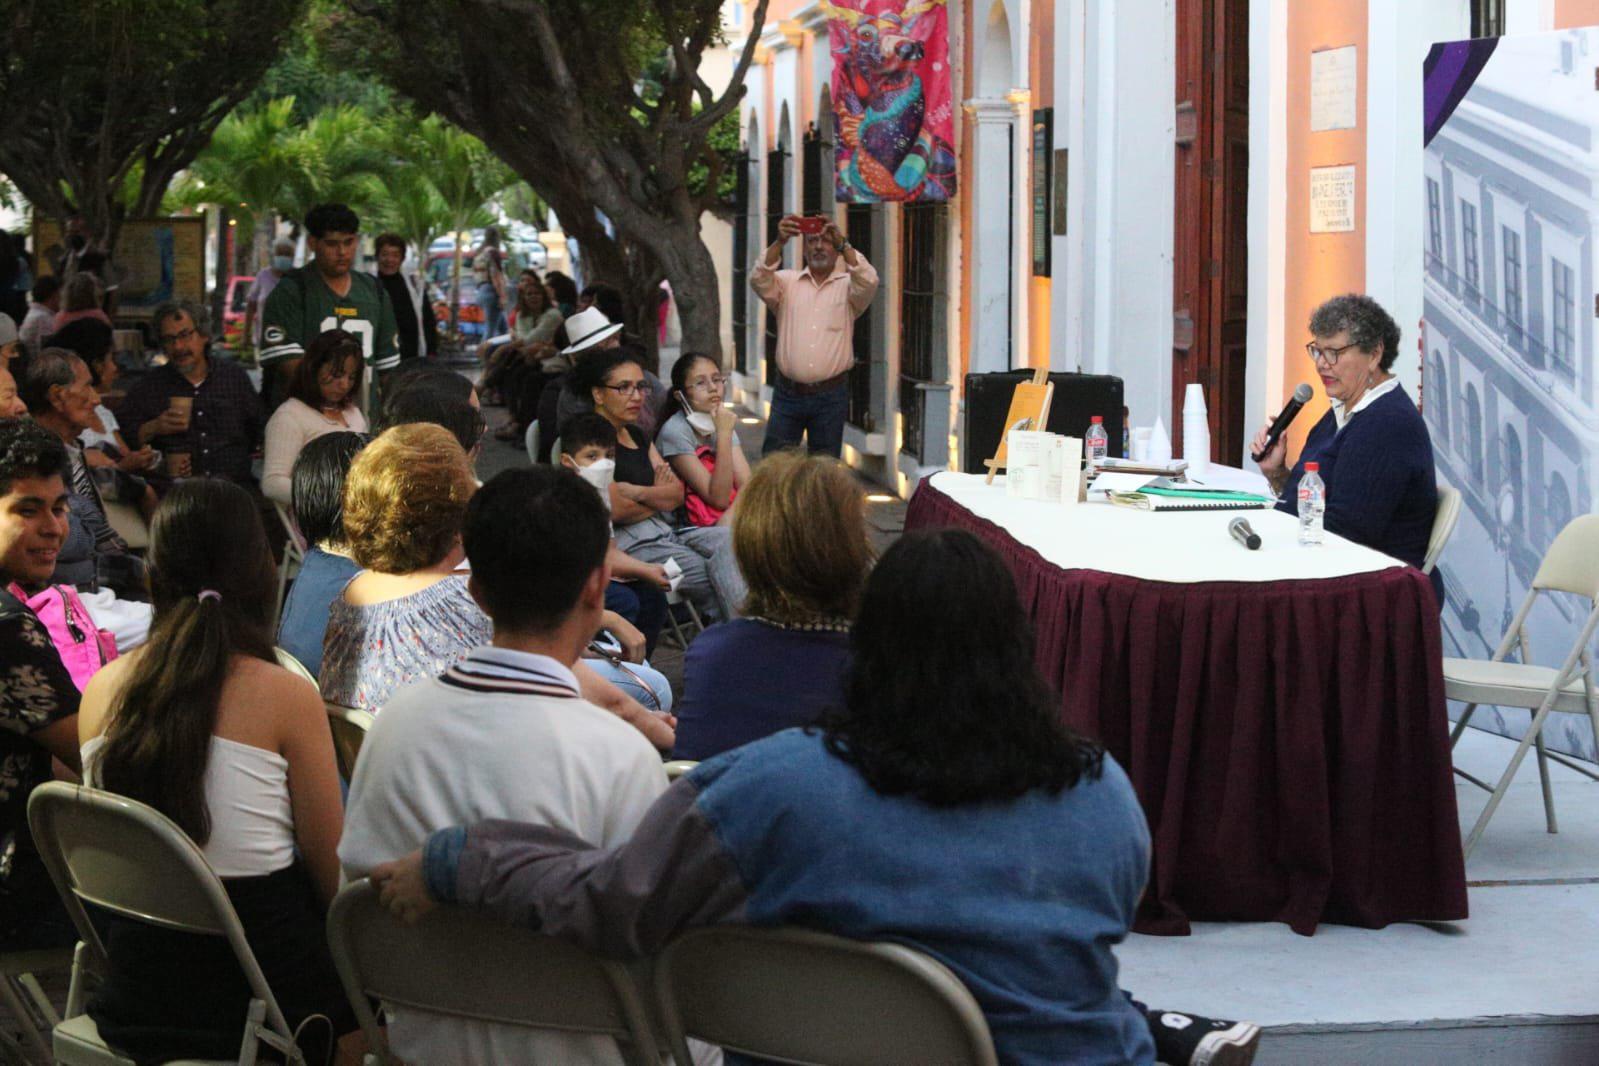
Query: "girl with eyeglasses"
568 348 743 623
656 352 752 527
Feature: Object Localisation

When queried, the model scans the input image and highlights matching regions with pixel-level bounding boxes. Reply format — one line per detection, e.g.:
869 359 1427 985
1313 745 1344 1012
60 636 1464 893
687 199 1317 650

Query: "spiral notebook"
1108 479 1274 512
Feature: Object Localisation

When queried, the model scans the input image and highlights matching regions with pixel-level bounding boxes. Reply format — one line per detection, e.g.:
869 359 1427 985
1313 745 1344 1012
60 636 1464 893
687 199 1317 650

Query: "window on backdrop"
1471 0 1505 38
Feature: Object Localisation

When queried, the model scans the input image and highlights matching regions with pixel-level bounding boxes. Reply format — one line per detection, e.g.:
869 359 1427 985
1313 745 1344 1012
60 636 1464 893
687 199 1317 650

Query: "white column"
964 97 1020 373
1008 88 1033 367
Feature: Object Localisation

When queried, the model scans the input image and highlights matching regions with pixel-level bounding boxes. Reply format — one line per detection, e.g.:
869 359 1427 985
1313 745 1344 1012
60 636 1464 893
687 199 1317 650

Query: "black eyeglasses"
602 382 649 397
159 326 198 348
1305 341 1361 366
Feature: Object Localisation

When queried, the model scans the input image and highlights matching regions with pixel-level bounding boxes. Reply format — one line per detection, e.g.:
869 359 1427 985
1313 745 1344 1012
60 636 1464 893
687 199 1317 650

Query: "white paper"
662 556 685 592
1005 430 1049 499
1310 165 1357 233
1090 472 1158 496
1310 46 1358 132
1055 436 1084 505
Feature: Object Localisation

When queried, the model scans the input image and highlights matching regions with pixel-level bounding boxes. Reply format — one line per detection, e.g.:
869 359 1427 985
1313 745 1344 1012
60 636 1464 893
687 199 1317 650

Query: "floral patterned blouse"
318 575 491 714
0 592 78 915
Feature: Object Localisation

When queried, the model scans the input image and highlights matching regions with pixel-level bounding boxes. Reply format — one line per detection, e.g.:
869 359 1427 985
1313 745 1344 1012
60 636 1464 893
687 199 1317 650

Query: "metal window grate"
802 124 832 216
765 147 789 383
900 202 942 460
1551 257 1576 383
847 203 876 432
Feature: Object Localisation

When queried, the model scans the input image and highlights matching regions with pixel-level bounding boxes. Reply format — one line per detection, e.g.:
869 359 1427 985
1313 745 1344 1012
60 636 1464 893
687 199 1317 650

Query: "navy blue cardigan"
1276 384 1442 604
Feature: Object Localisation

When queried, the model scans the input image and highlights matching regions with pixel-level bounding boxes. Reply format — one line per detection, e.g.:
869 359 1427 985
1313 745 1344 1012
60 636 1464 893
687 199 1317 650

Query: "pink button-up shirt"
749 253 879 384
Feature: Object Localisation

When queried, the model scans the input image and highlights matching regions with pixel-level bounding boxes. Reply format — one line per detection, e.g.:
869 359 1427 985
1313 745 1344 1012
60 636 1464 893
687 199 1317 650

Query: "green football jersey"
259 265 401 371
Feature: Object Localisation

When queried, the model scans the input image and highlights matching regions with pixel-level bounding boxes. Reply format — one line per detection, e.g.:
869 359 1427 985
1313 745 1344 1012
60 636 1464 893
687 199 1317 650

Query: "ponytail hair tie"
197 589 222 604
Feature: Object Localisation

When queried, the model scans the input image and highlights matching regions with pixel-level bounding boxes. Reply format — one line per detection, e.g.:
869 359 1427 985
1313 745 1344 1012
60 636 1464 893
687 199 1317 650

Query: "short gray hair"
20 347 84 416
1308 294 1402 371
153 298 211 340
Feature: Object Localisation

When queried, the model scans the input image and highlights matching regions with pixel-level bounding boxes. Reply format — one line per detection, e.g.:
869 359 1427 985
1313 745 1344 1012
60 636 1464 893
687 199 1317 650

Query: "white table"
931 471 1404 585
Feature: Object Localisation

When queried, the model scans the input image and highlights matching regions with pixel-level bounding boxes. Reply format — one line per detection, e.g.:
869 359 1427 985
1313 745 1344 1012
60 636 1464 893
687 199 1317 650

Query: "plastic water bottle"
1085 416 1108 473
1298 462 1326 546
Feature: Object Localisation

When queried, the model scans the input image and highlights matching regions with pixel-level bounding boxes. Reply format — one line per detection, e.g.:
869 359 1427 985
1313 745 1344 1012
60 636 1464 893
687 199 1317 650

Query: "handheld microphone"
1252 383 1315 463
1229 516 1262 551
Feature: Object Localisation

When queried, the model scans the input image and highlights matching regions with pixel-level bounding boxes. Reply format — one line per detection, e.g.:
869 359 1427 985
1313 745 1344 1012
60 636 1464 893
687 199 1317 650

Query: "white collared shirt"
1331 376 1401 431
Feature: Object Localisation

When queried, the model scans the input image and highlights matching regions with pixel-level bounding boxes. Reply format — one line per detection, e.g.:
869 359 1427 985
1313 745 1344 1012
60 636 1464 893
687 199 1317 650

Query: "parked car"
222 274 254 350
425 252 485 342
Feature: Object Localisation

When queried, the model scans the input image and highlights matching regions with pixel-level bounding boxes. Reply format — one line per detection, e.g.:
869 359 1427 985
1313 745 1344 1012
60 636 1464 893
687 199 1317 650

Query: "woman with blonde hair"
319 423 675 748
671 450 873 760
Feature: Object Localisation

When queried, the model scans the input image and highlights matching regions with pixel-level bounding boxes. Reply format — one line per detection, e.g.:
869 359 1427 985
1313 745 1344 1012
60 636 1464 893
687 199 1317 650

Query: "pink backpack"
683 445 735 527
7 582 118 691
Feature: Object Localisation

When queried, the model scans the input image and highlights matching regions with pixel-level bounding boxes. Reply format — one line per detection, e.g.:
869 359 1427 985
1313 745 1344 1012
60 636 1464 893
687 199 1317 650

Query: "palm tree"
278 104 389 226
164 98 319 270
386 114 515 333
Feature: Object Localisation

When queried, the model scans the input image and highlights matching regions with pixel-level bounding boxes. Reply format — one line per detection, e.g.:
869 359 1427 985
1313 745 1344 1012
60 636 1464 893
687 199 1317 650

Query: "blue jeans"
476 282 506 337
762 380 849 458
588 658 674 713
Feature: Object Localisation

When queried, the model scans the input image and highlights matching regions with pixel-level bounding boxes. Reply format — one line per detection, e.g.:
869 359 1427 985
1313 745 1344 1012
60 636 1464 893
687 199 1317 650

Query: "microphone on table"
1251 383 1315 463
1229 517 1262 551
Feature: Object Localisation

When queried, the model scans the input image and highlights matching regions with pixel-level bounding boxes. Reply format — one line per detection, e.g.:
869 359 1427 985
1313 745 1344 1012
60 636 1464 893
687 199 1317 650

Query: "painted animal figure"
828 0 957 201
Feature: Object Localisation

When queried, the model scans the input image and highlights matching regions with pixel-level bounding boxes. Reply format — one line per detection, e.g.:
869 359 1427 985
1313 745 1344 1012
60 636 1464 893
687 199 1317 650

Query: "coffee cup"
168 396 193 429
1132 427 1153 463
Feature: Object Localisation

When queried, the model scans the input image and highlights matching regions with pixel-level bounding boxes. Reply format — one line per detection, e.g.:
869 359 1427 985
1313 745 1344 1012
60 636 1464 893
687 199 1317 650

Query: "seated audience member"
19 275 62 359
0 313 17 371
319 424 674 747
0 418 82 951
51 271 111 332
50 318 159 521
569 347 743 622
1258 293 1442 605
374 530 1269 1066
657 352 750 526
20 348 145 596
276 432 366 680
261 329 367 506
78 478 353 1062
0 363 25 417
119 300 265 488
559 412 671 655
483 269 563 427
339 466 675 1064
672 451 868 761
378 366 486 459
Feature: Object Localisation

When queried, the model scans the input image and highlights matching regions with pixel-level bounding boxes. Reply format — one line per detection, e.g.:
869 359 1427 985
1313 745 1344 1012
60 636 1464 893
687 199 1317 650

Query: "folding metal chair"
1423 483 1462 575
326 879 660 1066
655 926 999 1066
0 945 72 1064
1446 514 1599 857
271 503 306 630
26 782 305 1065
662 760 699 782
325 703 374 782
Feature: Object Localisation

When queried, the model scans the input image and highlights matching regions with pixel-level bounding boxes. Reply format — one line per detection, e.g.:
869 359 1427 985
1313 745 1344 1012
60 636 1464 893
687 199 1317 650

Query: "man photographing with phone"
749 213 879 457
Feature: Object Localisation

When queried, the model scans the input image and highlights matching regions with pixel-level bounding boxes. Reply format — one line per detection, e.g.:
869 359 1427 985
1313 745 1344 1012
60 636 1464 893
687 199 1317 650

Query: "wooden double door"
1172 0 1249 464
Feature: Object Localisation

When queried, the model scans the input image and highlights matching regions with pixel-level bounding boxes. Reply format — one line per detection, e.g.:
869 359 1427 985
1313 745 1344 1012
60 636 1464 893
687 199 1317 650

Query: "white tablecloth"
928 471 1404 584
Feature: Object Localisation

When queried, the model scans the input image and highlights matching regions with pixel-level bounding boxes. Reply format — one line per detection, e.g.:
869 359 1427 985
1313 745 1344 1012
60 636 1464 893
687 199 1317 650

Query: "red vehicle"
425 252 487 341
222 274 254 350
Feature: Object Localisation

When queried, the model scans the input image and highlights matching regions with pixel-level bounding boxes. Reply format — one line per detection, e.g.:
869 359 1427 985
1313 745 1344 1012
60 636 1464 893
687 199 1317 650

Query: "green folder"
1140 486 1275 504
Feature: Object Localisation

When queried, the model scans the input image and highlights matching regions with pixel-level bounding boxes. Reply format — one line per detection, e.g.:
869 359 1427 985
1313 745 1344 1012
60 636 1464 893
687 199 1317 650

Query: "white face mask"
574 458 615 510
686 411 715 436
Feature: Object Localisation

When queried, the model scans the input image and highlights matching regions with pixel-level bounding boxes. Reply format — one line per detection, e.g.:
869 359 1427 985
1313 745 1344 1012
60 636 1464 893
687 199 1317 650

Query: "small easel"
983 368 1055 484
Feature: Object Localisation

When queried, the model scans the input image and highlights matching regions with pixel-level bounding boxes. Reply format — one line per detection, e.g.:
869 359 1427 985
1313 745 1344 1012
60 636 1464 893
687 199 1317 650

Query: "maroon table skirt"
906 478 1468 936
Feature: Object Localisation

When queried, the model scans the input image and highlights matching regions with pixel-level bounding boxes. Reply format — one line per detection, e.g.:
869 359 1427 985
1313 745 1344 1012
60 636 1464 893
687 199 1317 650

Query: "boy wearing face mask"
559 412 671 656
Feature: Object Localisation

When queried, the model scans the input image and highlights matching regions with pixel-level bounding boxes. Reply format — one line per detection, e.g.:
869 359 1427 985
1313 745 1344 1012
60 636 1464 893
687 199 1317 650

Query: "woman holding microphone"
1254 294 1442 604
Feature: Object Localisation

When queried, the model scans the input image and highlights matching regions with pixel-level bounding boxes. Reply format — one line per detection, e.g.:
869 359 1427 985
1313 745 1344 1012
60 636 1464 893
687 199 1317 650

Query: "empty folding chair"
655 925 998 1066
26 781 306 1065
1446 513 1599 857
326 879 661 1066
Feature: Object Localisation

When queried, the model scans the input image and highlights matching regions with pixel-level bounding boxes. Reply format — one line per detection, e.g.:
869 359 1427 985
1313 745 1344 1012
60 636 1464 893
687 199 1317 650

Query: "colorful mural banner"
825 0 957 203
